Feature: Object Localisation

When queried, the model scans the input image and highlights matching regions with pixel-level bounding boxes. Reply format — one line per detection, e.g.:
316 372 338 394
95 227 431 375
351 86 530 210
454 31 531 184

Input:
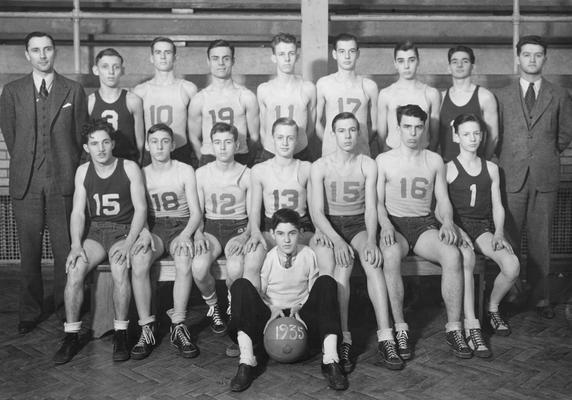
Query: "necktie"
39 79 49 99
525 82 535 113
284 254 293 269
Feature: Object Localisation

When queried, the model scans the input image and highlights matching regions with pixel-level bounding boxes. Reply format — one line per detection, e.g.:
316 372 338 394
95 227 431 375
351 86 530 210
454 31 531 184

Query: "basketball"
263 316 308 363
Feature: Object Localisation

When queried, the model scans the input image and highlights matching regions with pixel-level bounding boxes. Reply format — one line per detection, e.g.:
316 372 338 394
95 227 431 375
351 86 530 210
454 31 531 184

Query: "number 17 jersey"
144 160 190 219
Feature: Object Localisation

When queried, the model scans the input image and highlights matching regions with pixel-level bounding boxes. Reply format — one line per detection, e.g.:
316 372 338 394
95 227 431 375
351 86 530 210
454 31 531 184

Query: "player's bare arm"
479 88 499 159
66 164 90 272
427 87 442 151
188 92 205 160
126 92 145 163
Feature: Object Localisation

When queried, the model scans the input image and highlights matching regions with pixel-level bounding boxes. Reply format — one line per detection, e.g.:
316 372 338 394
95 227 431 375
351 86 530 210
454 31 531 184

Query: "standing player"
378 41 441 151
89 48 145 163
316 33 378 157
377 105 470 360
132 37 198 166
189 39 259 166
311 112 403 372
53 119 147 364
438 45 498 161
256 33 316 162
129 123 203 360
446 113 520 356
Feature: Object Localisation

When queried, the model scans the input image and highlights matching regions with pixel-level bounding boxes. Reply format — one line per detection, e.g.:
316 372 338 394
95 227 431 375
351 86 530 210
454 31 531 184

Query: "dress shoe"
53 333 81 365
230 363 256 392
18 321 37 334
321 362 349 391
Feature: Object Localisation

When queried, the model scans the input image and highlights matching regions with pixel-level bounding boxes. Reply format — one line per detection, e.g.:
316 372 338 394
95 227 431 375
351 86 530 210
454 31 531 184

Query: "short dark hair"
207 39 235 58
82 119 117 144
396 104 427 125
452 113 485 134
394 40 419 60
272 117 298 136
95 48 124 65
333 33 359 50
516 35 547 55
270 208 301 231
150 36 176 55
332 112 359 131
447 45 475 64
24 31 55 50
147 123 174 140
271 33 298 54
210 122 238 141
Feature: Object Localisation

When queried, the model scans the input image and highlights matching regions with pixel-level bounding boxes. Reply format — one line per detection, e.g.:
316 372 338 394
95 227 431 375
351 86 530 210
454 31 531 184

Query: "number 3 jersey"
143 160 190 219
448 157 491 220
201 162 249 220
323 154 367 216
84 158 134 224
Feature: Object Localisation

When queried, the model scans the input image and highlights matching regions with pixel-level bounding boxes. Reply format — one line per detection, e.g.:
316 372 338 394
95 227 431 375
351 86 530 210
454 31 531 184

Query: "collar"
519 78 541 98
32 71 55 93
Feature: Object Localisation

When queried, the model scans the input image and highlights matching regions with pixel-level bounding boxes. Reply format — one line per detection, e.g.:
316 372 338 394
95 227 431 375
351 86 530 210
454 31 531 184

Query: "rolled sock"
167 308 187 325
488 302 499 313
377 328 395 342
202 291 218 307
138 315 156 326
322 334 339 364
445 321 462 333
237 331 257 367
114 320 129 331
342 331 352 345
64 321 82 333
395 322 409 332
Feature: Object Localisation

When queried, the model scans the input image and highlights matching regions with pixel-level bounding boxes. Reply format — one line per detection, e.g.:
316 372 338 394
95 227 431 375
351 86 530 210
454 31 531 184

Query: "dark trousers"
505 172 557 303
228 275 342 349
12 166 72 322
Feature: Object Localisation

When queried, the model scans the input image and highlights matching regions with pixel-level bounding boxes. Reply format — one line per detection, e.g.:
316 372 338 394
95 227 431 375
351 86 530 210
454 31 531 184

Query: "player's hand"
457 226 474 250
492 233 514 254
439 222 458 246
132 228 155 255
313 229 333 248
227 233 248 256
65 245 87 273
380 223 396 247
172 234 194 258
264 306 285 333
363 240 382 268
193 231 209 255
111 241 133 268
332 238 354 268
245 230 268 253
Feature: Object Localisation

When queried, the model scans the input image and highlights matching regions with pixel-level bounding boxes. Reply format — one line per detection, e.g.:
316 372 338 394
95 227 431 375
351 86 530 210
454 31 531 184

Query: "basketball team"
1 30 571 392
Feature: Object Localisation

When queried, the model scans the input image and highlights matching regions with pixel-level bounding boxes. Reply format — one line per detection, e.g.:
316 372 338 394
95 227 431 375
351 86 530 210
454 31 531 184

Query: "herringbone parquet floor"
0 266 571 400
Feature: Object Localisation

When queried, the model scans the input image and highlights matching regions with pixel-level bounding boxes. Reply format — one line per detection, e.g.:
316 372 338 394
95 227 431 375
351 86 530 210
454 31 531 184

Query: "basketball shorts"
85 221 130 253
456 216 492 242
327 214 366 243
263 213 315 233
150 217 189 255
389 214 439 250
204 218 248 250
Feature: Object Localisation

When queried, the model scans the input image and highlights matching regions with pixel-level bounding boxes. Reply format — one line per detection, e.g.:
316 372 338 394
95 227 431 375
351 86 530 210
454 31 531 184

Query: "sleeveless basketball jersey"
261 159 307 218
439 86 482 162
200 83 249 155
323 76 371 156
385 150 434 217
91 90 138 161
386 83 431 149
84 158 134 224
262 78 308 155
448 157 491 220
323 154 366 216
144 160 190 219
137 79 190 149
202 163 248 220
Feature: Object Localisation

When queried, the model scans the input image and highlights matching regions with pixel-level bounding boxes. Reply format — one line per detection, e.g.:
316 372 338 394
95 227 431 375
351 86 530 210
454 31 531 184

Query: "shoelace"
339 343 351 360
172 324 192 346
451 331 468 349
469 329 487 349
489 312 508 329
207 305 224 327
396 330 409 349
381 341 399 359
136 325 155 346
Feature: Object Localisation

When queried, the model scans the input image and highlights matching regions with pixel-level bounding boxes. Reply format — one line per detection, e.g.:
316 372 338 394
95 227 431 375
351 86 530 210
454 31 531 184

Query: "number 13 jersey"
144 160 190 219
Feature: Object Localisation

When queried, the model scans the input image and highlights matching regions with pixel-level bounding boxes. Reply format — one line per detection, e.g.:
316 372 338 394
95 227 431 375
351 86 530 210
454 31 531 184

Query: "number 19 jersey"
201 162 249 220
323 154 366 216
144 160 190 219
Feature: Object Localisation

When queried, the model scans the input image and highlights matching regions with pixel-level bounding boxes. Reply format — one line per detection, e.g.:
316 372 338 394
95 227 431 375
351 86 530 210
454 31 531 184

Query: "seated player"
129 123 203 360
311 112 403 372
192 122 265 335
377 104 470 359
446 113 520 352
53 119 147 364
228 208 348 392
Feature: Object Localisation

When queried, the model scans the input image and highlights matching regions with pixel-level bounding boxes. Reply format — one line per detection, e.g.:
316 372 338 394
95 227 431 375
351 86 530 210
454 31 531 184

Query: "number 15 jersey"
144 160 190 219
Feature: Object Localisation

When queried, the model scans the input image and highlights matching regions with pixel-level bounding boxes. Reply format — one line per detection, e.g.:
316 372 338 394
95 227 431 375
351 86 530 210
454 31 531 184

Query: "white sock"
377 328 394 342
237 331 257 366
64 321 82 333
322 334 339 364
114 319 129 331
342 331 352 344
445 321 462 333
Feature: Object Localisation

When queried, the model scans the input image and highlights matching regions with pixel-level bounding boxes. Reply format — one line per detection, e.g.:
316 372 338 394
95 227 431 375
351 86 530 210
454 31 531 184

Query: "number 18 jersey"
144 160 190 219
201 162 249 220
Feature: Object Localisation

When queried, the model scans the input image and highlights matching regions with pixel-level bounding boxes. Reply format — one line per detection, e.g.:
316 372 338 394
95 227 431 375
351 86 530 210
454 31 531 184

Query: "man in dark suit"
0 32 88 333
496 35 572 319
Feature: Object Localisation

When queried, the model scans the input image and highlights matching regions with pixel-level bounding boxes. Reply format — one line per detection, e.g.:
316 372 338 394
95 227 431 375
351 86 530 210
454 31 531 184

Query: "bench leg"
91 269 115 338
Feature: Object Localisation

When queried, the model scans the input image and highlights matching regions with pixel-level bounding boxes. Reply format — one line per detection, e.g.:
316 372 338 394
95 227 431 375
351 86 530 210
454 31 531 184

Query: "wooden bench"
90 255 486 338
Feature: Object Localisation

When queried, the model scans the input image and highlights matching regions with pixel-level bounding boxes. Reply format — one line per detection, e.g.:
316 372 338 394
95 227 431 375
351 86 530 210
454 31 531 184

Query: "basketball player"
378 41 441 151
446 113 520 354
316 33 378 157
439 45 498 161
311 112 403 372
89 48 144 163
228 209 348 392
189 39 259 166
53 119 147 364
377 104 470 360
129 123 203 360
256 33 316 162
132 37 198 166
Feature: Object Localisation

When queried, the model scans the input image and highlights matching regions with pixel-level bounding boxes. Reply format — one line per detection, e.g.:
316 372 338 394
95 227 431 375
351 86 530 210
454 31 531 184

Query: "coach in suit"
496 35 572 318
0 32 88 333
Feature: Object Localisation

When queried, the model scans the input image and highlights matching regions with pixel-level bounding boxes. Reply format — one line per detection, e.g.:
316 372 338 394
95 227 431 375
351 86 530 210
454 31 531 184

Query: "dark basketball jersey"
91 90 138 161
84 158 134 224
448 157 491 220
439 86 483 162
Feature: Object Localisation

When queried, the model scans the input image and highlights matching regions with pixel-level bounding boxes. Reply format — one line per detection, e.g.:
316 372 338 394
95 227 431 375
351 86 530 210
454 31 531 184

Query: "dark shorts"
389 214 439 250
150 217 188 255
456 216 492 242
199 152 250 167
85 221 130 253
204 218 248 250
263 213 315 233
327 214 366 243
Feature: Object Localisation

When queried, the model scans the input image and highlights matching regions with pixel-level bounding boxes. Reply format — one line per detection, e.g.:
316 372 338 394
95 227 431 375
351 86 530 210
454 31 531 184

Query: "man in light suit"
0 32 88 333
496 35 572 319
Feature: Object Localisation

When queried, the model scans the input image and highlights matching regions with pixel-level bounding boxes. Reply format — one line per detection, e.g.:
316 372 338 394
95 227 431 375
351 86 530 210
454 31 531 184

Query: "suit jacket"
0 72 88 199
496 78 572 193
